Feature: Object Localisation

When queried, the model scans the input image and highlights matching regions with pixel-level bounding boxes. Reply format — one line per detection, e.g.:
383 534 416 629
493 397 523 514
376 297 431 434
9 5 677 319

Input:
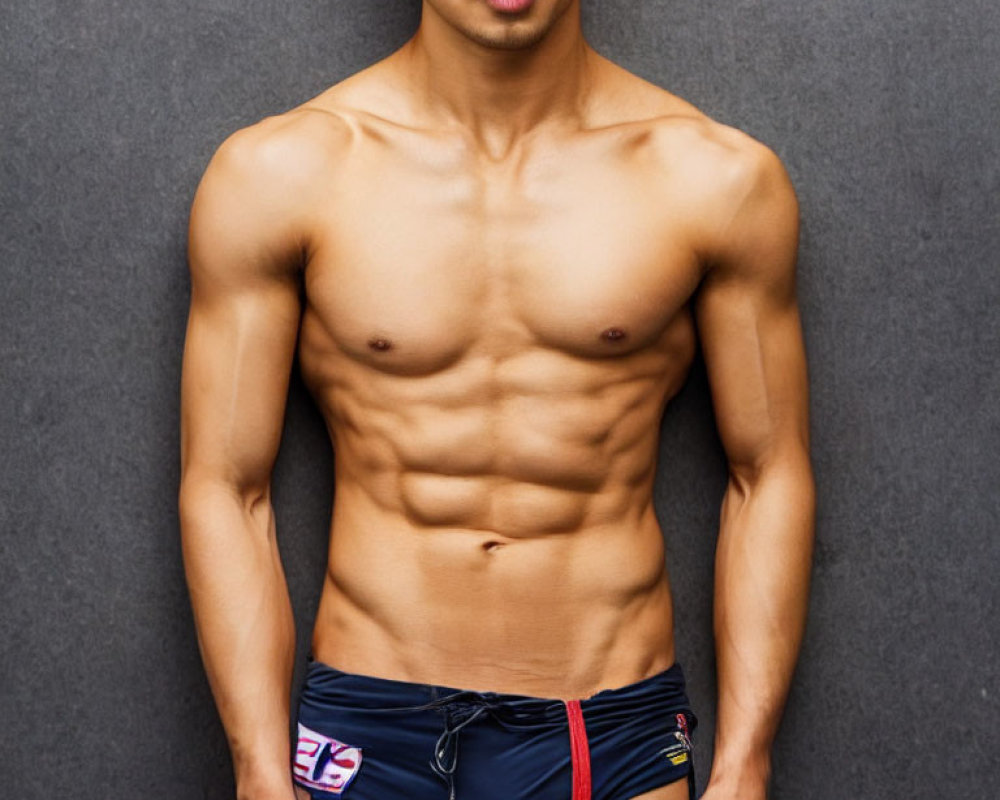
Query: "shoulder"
594 58 797 242
603 65 800 285
190 105 359 266
201 104 354 201
596 54 789 187
694 123 798 229
646 109 794 210
641 112 798 275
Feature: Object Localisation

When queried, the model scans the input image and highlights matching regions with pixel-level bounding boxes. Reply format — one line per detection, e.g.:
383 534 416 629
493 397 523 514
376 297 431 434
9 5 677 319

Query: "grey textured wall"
1 1 996 798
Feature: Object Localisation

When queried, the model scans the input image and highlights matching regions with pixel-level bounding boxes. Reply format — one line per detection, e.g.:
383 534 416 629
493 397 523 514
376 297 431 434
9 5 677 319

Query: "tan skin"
178 2 815 799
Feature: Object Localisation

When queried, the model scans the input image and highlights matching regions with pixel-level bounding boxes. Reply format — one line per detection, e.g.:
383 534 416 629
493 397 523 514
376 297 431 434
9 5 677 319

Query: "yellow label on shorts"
659 737 690 766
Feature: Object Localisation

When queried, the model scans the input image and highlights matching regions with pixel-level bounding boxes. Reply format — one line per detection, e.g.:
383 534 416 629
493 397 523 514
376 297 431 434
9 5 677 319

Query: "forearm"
179 476 297 798
709 453 815 794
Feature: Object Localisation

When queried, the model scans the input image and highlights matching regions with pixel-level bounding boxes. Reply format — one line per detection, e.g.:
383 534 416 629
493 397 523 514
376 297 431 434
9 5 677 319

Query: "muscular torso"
282 53 738 699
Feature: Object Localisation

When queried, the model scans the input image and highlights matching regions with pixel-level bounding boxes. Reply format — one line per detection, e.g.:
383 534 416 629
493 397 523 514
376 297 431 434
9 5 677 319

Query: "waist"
299 655 692 712
311 518 677 697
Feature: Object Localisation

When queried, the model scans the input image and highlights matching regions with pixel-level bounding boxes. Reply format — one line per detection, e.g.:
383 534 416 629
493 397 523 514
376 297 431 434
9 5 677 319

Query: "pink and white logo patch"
293 722 363 795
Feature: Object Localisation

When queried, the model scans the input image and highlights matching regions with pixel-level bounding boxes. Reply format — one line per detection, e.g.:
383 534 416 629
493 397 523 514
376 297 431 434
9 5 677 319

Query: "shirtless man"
178 1 815 799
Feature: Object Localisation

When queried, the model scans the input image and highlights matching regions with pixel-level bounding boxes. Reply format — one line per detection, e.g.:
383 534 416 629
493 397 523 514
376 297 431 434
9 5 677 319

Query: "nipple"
600 327 628 343
367 337 393 352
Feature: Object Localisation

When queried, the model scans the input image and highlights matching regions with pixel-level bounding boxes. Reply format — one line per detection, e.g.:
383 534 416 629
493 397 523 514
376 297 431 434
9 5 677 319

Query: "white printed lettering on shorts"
293 722 363 795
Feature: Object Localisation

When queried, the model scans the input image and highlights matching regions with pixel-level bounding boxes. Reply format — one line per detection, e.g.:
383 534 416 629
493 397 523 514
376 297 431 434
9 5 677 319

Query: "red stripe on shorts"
564 699 592 800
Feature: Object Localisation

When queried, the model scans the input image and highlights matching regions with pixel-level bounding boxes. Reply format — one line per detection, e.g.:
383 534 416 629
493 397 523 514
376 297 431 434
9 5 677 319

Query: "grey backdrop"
2 1 997 798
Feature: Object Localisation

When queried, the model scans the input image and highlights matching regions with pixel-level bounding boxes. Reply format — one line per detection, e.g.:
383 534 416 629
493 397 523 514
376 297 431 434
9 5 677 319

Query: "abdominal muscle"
311 503 677 701
305 338 687 700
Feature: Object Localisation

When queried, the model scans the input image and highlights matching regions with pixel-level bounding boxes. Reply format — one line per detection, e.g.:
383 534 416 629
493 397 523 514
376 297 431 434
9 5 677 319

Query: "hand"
698 773 769 800
699 786 767 800
234 770 301 800
235 790 299 800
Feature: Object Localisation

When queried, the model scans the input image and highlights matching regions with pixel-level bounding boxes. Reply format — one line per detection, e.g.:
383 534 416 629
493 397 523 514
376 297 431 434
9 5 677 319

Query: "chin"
427 0 575 51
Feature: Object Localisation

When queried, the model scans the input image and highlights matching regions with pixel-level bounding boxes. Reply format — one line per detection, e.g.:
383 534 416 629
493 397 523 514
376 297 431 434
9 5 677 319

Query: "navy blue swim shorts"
292 657 698 800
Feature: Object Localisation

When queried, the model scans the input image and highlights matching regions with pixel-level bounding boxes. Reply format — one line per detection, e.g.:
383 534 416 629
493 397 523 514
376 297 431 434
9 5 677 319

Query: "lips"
485 0 535 13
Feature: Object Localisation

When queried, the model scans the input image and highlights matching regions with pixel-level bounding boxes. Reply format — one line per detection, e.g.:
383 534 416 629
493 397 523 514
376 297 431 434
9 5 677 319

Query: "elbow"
726 444 815 505
178 467 272 522
177 474 277 566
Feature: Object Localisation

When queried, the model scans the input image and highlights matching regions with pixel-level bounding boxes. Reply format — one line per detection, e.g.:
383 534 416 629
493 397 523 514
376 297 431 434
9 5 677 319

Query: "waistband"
301 656 690 717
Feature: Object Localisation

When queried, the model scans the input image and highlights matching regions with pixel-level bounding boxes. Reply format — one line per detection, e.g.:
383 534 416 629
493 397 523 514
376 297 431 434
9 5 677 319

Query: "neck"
400 0 594 156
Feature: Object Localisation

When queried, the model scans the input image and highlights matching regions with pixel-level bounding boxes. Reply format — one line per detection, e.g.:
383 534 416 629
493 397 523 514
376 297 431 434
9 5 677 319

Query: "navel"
600 327 628 343
367 337 393 352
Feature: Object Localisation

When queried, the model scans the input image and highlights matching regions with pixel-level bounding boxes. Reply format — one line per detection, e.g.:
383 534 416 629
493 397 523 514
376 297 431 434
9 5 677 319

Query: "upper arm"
693 139 809 483
179 121 311 499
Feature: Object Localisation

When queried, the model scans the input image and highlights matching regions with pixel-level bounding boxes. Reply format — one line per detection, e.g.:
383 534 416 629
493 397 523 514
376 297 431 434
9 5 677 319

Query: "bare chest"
300 132 703 375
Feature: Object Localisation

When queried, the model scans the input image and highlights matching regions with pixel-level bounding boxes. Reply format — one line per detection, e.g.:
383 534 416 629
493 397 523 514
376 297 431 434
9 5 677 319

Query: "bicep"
180 130 304 497
694 145 809 479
